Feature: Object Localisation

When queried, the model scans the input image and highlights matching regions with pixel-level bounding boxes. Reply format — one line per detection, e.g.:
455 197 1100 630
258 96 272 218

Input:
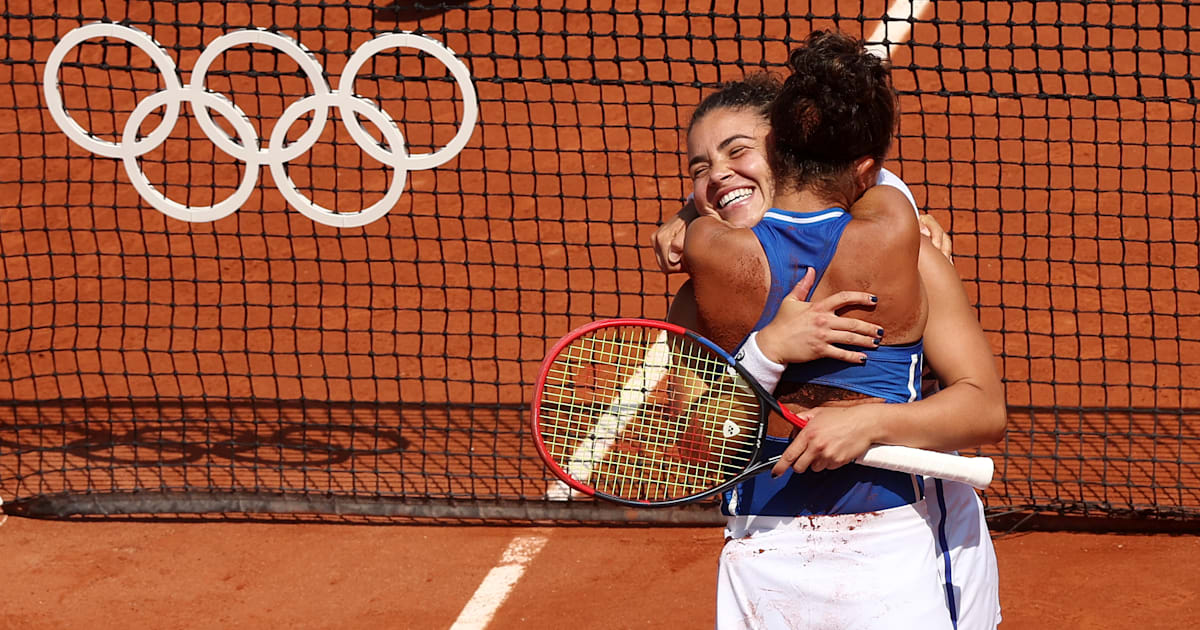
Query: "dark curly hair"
768 30 897 193
687 72 782 135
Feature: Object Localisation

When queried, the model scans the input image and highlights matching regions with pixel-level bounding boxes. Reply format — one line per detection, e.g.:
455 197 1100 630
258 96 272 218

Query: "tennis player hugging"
652 30 1007 630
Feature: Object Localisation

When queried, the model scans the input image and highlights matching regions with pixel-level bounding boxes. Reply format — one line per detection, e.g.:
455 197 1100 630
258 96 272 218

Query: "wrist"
753 325 786 364
860 403 896 445
736 332 786 393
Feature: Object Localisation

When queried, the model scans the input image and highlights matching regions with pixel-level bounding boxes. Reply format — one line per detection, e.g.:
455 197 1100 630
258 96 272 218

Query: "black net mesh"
0 1 1196 525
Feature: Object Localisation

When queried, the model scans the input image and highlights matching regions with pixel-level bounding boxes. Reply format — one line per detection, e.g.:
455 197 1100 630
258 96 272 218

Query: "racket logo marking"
42 23 478 227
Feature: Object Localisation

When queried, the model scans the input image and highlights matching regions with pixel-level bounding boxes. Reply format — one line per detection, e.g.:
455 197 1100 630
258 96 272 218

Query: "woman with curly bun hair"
767 29 898 192
677 30 996 629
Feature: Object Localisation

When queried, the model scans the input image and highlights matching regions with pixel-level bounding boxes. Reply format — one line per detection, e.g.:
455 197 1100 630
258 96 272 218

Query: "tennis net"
0 1 1196 528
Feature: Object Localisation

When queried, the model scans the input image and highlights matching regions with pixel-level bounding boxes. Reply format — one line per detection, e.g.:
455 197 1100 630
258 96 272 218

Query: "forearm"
860 379 1006 452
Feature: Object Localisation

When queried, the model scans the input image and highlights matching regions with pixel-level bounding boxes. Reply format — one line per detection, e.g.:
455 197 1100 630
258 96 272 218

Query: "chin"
721 206 766 228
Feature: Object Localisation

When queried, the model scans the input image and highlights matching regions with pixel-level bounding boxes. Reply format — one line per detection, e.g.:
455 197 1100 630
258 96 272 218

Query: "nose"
709 157 735 182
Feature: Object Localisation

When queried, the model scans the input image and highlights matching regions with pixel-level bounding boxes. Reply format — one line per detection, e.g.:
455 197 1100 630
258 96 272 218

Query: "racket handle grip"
856 445 995 490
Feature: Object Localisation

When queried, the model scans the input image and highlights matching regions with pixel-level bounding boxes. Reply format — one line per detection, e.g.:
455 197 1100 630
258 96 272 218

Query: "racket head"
531 318 770 507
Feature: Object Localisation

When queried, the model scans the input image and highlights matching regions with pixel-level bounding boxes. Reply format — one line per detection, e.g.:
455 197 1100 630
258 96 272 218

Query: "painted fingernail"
876 328 885 337
860 355 868 363
873 337 882 346
870 295 878 303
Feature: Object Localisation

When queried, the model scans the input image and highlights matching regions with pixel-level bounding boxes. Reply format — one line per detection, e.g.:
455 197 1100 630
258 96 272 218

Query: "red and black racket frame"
529 318 779 508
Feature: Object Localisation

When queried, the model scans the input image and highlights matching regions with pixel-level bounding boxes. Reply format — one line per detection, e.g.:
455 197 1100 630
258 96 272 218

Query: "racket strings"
537 325 762 503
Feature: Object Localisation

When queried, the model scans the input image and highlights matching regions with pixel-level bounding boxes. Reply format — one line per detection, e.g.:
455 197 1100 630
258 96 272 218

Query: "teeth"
718 188 753 209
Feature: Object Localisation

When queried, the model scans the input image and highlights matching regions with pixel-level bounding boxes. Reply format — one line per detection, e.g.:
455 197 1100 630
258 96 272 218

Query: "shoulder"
839 186 920 259
851 185 919 228
683 214 756 245
682 215 764 276
875 168 919 215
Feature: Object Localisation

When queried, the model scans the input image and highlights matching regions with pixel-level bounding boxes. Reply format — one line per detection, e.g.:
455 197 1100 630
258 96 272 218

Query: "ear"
852 156 879 196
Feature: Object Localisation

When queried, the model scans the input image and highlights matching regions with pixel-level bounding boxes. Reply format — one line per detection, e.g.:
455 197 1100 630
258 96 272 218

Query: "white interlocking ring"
42 22 478 228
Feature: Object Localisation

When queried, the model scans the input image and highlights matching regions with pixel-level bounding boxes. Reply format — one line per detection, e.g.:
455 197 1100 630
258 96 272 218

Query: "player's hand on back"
755 267 884 365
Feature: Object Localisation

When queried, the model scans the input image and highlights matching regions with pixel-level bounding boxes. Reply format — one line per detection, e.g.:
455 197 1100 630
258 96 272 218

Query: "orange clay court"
0 0 1198 628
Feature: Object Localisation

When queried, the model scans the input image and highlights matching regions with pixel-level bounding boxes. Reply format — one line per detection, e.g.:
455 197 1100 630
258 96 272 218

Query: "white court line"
866 0 933 59
449 533 551 630
546 330 672 500
456 334 668 627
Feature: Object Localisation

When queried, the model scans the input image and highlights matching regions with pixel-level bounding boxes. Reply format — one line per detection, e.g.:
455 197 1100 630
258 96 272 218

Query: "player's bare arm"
859 235 1007 450
680 214 769 352
771 236 1006 474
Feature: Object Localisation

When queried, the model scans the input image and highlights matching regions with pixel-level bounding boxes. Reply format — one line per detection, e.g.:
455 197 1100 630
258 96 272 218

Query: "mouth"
717 188 754 210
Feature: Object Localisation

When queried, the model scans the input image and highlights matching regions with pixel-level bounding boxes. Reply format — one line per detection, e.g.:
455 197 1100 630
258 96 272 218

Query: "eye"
729 143 756 158
690 164 709 179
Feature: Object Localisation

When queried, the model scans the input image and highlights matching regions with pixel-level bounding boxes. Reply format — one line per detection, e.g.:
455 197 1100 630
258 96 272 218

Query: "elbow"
981 396 1008 445
963 378 1008 445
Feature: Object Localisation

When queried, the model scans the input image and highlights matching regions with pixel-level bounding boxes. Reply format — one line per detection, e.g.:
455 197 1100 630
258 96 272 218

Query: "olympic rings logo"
43 23 478 228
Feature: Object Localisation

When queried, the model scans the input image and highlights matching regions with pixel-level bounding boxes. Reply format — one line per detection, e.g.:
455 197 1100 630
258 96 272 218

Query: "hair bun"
768 29 897 186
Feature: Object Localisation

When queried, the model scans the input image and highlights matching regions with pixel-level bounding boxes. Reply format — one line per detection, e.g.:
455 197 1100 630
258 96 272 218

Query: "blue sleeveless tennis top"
721 207 926 517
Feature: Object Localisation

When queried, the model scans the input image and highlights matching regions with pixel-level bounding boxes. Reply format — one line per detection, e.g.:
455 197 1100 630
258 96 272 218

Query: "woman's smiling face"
686 106 774 228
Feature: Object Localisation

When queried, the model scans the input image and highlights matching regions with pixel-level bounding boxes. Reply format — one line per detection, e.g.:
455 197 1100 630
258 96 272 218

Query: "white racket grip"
855 445 995 490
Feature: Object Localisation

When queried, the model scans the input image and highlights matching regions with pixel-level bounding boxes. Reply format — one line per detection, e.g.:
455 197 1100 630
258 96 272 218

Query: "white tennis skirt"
925 478 1001 630
716 499 954 630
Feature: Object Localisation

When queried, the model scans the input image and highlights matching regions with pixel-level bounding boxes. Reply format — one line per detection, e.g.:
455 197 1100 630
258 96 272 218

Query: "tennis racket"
531 318 994 507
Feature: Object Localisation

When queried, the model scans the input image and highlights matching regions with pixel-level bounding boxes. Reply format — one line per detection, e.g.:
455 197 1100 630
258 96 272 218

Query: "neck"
772 185 852 213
